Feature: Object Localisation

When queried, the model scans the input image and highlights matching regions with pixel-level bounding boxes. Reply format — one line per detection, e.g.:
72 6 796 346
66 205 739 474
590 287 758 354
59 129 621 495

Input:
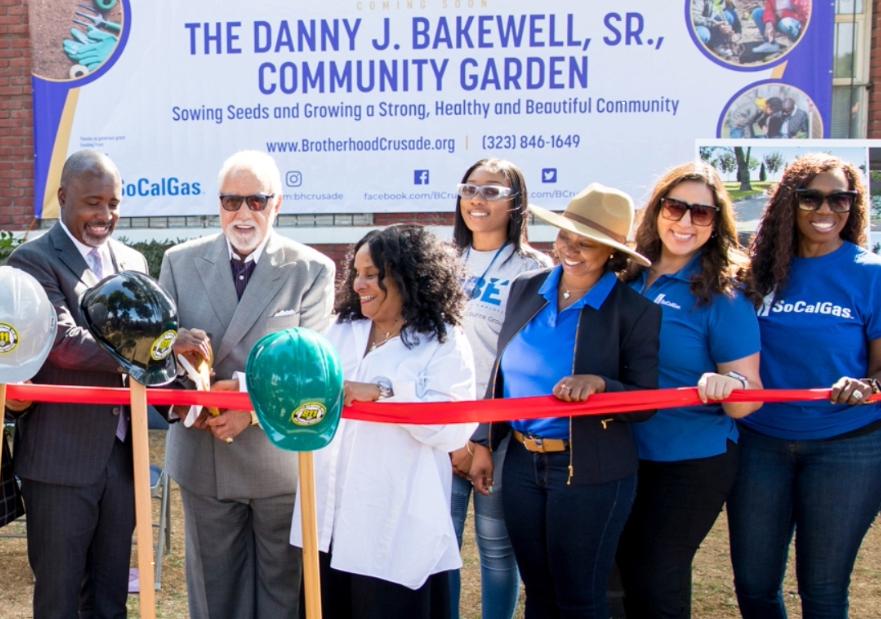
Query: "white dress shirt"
291 318 477 589
59 221 112 277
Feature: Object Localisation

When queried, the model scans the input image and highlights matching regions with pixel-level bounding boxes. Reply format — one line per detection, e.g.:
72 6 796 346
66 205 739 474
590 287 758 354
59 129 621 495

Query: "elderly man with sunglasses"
159 150 335 619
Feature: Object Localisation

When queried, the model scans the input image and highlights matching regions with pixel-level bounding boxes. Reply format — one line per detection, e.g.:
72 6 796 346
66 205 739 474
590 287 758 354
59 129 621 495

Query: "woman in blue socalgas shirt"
616 162 762 619
469 183 660 618
728 153 881 618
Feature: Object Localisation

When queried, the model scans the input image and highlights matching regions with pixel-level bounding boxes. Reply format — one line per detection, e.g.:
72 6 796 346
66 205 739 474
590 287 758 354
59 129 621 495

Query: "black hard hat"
80 270 179 386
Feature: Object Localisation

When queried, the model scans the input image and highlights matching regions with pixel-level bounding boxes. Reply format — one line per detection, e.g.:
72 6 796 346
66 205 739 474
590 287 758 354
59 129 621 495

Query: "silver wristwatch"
374 377 394 400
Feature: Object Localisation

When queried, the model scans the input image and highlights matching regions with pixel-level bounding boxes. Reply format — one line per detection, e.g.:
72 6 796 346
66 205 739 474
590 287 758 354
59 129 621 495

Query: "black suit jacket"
7 224 148 485
476 268 661 484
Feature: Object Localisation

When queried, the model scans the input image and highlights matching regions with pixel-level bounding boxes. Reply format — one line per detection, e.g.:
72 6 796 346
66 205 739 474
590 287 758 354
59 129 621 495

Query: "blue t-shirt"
502 267 617 439
630 255 760 461
743 242 881 440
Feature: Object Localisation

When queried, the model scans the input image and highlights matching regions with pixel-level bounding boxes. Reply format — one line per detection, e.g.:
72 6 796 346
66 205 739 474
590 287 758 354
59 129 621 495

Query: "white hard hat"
0 266 57 383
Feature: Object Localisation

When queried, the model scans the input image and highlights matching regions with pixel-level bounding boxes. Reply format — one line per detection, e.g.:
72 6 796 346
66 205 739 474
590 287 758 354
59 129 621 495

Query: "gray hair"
60 150 120 187
217 150 282 196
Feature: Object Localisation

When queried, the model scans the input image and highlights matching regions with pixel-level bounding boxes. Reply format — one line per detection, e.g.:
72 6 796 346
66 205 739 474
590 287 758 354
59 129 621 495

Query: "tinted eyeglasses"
660 197 719 227
457 183 517 201
219 193 275 212
795 189 858 213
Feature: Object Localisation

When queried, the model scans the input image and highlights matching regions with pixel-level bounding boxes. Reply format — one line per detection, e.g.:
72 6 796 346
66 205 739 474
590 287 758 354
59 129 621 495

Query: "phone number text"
481 134 581 150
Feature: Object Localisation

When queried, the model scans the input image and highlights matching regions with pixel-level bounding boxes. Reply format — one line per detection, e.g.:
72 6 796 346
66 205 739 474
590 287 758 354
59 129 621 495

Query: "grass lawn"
1 431 880 617
725 180 774 202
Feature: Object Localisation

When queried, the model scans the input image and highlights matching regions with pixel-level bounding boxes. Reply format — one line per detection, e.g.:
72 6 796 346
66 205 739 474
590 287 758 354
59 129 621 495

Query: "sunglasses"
795 189 858 213
660 197 719 227
219 193 275 212
457 183 517 201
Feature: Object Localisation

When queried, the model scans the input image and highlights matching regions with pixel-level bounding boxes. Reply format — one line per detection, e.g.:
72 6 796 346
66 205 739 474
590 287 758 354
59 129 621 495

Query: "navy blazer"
476 268 661 485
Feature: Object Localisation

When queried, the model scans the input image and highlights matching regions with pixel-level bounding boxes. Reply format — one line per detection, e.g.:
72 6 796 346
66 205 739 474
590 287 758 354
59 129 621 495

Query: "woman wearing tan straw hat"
615 161 762 619
469 183 660 618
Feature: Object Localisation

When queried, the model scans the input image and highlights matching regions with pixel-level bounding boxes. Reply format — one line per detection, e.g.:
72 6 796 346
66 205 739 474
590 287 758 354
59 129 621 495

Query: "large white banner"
31 1 832 217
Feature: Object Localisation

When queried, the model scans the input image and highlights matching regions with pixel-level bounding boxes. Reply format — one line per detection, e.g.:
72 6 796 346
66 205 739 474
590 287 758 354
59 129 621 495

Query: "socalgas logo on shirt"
652 293 681 310
758 295 854 319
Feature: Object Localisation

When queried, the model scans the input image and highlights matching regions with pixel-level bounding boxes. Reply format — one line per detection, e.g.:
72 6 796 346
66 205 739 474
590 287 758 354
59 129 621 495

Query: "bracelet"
465 442 474 456
724 370 749 390
862 377 881 395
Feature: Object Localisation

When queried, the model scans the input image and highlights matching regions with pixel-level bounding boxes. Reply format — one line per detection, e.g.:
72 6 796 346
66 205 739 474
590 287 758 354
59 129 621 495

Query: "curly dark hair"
622 161 749 305
750 153 867 298
335 224 465 346
453 158 544 264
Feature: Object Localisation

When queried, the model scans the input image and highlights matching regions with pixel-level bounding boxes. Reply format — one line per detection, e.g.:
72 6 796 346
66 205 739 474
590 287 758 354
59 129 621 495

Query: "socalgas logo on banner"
122 177 202 198
759 296 854 319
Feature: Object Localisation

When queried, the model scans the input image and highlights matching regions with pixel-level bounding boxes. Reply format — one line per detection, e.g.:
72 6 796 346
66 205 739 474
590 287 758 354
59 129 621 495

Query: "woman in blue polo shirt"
469 183 660 618
617 161 762 618
728 153 881 618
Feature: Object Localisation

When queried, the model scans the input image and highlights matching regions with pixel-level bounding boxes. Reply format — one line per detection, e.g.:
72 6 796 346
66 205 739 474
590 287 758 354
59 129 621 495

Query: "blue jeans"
752 8 803 41
618 442 739 619
728 426 881 619
450 438 520 619
502 439 636 619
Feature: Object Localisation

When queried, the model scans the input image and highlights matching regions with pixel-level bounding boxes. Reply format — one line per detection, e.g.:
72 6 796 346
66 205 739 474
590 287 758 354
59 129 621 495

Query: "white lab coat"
291 318 477 589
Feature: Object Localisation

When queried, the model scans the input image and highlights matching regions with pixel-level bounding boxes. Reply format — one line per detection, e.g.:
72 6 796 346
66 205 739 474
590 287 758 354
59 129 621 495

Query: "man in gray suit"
160 150 335 619
7 150 149 618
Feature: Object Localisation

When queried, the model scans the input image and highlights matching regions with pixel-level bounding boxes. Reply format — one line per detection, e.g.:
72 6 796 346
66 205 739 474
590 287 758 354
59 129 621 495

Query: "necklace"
368 321 401 352
561 285 591 300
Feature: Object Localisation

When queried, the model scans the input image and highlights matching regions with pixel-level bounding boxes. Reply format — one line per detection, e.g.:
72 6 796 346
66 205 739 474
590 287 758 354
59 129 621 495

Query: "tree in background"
763 151 784 176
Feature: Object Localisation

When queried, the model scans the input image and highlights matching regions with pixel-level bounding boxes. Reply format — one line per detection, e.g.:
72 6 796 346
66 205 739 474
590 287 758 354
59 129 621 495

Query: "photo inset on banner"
869 146 881 241
696 140 869 239
690 0 810 67
719 83 822 139
29 0 124 81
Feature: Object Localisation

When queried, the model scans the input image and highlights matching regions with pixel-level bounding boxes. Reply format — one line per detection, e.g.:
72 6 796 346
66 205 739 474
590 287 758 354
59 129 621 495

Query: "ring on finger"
560 385 571 392
853 390 864 399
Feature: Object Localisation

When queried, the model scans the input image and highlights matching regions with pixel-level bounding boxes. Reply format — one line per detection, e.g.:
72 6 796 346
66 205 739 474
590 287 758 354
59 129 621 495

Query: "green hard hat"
246 327 344 452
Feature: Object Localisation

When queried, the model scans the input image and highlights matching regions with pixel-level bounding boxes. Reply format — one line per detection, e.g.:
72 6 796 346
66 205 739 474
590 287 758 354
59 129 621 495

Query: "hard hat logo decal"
290 402 327 427
0 322 19 354
150 330 177 361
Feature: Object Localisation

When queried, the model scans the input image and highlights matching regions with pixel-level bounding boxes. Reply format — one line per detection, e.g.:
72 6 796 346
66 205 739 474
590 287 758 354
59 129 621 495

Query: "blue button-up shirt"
502 266 617 438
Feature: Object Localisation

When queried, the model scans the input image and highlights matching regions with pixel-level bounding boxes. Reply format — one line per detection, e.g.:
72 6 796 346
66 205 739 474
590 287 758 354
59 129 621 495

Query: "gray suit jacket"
6 224 148 485
159 232 335 499
786 108 809 138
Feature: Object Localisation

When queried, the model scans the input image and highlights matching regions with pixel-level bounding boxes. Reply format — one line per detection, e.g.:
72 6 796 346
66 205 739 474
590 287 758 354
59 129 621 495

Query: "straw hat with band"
529 182 651 267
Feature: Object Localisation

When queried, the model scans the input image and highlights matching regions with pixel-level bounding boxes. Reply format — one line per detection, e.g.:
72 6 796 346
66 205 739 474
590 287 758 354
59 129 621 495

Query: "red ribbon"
5 384 876 424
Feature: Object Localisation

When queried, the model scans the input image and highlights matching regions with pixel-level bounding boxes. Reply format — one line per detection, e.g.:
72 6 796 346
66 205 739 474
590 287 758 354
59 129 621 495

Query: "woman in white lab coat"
291 224 477 619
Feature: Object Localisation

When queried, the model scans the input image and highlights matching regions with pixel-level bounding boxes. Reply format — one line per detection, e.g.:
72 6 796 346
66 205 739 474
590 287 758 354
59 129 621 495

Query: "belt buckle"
524 435 545 453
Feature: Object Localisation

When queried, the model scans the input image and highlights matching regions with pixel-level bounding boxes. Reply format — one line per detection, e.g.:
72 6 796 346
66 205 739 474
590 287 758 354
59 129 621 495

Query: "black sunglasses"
219 193 275 212
660 197 719 227
795 189 858 213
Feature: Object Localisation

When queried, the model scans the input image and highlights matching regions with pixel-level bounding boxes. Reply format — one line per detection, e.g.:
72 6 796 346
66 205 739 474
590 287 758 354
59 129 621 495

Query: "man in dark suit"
161 150 334 619
7 149 149 618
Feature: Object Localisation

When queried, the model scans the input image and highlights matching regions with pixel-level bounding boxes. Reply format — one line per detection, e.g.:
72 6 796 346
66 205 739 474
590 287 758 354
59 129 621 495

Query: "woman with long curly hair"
728 153 881 618
290 224 477 618
448 158 550 619
616 161 762 618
